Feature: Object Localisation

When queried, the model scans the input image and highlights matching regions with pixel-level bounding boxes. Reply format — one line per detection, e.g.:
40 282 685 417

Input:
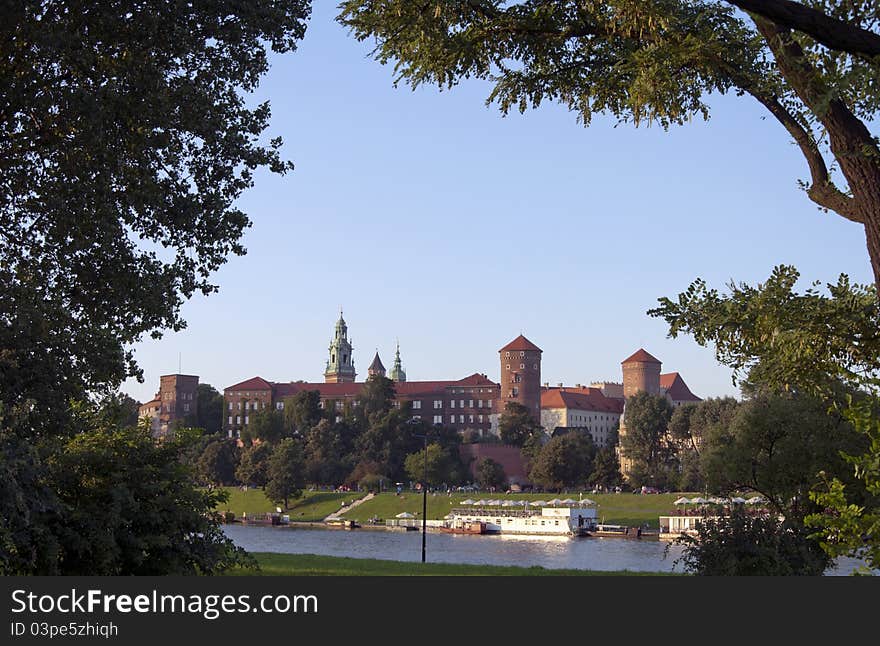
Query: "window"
533 364 538 370
183 403 189 412
488 400 493 409
434 400 442 409
276 402 284 410
520 363 525 369
450 400 456 409
505 352 510 358
244 416 249 425
228 416 233 425
413 400 422 409
478 415 483 423
468 400 473 408
236 416 241 425
433 415 443 425
450 415 456 424
520 352 525 358
459 400 464 408
469 415 474 423
512 387 519 396
459 415 465 424
506 364 510 370
335 401 343 411
412 415 421 420
237 401 242 410
478 400 483 408
228 402 233 410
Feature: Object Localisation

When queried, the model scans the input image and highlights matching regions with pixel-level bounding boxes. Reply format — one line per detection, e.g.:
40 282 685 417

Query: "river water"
223 524 868 575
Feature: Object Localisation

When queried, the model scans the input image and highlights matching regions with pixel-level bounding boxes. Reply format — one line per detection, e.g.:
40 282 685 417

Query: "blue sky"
122 3 874 404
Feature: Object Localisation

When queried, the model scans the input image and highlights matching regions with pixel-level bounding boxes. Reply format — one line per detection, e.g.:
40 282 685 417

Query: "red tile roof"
225 376 274 392
230 374 501 401
540 387 624 414
660 372 701 402
499 335 542 353
622 348 661 365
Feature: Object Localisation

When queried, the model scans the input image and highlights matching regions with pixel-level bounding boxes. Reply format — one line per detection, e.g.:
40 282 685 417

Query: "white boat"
446 505 596 537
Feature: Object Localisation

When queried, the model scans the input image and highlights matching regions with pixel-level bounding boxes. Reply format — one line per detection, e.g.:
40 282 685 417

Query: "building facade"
499 335 543 422
138 373 199 438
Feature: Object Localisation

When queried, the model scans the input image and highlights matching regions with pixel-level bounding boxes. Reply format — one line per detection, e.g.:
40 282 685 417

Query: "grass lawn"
225 552 675 576
215 488 365 522
339 491 697 529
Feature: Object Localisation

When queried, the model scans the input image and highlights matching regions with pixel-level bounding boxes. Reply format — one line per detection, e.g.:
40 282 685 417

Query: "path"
324 492 375 521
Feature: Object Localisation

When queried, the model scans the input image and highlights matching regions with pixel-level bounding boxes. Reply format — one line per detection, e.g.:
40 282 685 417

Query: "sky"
122 3 875 405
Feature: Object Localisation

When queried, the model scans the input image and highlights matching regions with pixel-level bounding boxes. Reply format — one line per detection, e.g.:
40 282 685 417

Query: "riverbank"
228 552 677 576
215 488 696 529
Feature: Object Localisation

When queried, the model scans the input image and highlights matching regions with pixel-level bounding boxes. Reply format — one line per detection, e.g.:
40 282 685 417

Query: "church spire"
324 310 356 383
389 340 407 383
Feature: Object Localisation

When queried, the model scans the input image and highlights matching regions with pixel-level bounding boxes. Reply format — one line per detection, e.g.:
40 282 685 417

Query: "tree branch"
724 0 880 60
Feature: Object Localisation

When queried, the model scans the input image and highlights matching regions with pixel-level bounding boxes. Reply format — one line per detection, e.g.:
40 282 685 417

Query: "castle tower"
618 349 662 479
367 352 386 378
621 348 661 398
324 310 357 383
499 335 542 421
389 342 406 382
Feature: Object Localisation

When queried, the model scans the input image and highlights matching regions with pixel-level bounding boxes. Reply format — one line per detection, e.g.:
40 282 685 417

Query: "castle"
220 312 701 460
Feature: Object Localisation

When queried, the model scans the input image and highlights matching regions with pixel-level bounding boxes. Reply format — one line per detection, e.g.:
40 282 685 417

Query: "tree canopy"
338 1 880 290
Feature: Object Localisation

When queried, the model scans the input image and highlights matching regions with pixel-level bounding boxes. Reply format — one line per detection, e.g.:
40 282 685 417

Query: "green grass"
339 491 697 529
224 552 676 576
215 488 365 522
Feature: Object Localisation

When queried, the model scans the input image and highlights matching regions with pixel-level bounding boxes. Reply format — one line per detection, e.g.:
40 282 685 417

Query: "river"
223 524 868 575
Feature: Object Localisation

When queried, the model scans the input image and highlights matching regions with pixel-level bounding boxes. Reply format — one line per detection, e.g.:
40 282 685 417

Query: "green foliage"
197 437 240 487
807 395 880 573
620 392 676 489
701 393 864 523
356 375 397 423
47 420 253 575
304 419 350 487
670 507 830 575
235 442 273 488
649 266 880 397
245 408 285 444
283 390 324 434
476 457 507 490
589 447 623 490
499 401 544 447
196 384 225 436
529 432 597 492
265 439 306 509
404 442 464 487
0 1 309 574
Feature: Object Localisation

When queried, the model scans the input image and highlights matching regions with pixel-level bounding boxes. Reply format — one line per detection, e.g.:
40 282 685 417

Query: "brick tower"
618 348 662 479
621 348 662 398
499 335 542 422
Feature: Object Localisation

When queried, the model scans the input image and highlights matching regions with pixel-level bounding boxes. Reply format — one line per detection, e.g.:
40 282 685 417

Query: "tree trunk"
823 100 880 294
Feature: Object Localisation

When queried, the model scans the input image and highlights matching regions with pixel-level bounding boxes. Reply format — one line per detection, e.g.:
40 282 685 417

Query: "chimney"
557 382 563 387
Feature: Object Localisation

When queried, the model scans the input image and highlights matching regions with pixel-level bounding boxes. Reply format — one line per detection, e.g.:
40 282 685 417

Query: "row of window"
164 391 194 400
505 364 538 371
228 400 267 411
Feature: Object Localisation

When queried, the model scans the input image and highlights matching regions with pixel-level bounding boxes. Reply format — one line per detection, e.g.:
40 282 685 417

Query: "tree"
235 442 273 489
356 375 397 424
476 458 507 491
338 2 880 292
589 447 623 491
650 265 880 568
498 402 544 448
0 2 309 574
529 432 596 492
283 390 324 435
196 384 224 436
47 421 252 575
701 393 866 529
303 419 350 487
620 392 676 489
668 397 740 491
245 408 285 444
265 439 306 510
670 506 829 575
197 437 240 487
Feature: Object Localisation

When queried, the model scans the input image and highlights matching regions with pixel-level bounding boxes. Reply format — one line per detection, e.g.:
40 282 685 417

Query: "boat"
593 524 643 539
438 520 498 535
445 505 596 537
